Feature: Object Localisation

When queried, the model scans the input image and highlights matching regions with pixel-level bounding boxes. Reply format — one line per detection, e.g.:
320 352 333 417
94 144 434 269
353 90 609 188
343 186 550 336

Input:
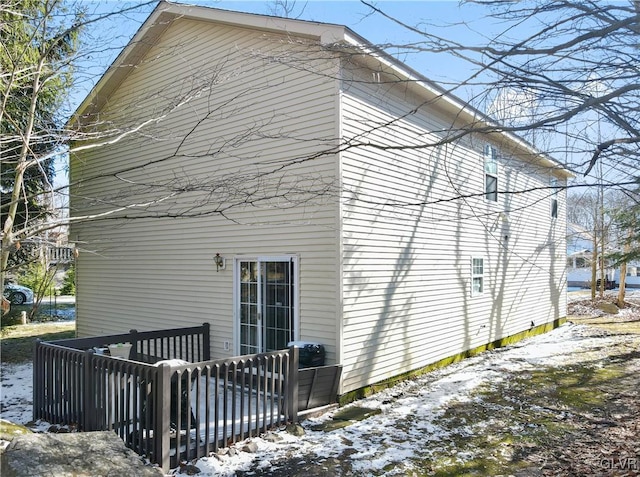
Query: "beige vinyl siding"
72 21 340 216
338 69 566 393
71 19 341 362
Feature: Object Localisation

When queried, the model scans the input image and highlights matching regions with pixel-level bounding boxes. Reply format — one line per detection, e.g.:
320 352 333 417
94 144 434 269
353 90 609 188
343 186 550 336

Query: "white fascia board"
161 1 346 42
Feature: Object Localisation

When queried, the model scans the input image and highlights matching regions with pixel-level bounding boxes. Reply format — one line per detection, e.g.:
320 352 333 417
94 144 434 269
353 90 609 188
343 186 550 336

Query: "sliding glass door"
236 256 298 355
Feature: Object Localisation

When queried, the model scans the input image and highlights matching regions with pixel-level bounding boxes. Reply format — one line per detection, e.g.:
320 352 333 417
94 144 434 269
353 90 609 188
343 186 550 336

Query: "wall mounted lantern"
214 253 226 272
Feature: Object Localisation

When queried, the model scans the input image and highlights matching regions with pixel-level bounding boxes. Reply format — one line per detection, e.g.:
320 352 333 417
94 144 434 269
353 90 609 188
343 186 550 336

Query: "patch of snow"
0 362 52 450
0 363 36 425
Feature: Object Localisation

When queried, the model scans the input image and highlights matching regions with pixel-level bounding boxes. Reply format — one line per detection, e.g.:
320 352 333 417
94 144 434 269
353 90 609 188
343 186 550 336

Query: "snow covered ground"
2 291 638 475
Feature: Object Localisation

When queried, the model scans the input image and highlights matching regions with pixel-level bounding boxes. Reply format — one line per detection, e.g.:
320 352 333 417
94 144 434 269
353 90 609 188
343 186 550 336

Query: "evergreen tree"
1 0 84 295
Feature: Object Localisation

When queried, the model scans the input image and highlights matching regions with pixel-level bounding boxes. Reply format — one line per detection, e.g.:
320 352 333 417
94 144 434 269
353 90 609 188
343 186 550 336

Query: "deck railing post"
202 322 210 361
33 339 42 421
82 349 95 430
155 363 172 473
287 346 299 422
129 329 139 361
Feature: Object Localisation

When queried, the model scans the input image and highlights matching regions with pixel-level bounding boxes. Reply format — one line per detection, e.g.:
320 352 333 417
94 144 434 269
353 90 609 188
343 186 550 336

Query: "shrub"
59 266 75 295
19 262 56 297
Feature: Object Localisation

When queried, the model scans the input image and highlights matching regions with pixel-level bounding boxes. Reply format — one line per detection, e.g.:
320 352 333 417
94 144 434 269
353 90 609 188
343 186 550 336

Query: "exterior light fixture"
214 253 225 271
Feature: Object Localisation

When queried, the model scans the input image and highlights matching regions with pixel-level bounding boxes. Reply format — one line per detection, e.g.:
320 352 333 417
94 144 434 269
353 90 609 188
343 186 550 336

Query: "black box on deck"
288 341 325 368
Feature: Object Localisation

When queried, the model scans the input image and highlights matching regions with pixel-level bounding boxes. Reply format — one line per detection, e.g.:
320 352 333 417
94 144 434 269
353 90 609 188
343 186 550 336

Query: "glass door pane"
239 261 260 355
262 260 294 352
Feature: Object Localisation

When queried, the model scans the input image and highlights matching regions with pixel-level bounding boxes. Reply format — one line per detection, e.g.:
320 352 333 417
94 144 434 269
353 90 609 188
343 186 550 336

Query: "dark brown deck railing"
33 324 329 471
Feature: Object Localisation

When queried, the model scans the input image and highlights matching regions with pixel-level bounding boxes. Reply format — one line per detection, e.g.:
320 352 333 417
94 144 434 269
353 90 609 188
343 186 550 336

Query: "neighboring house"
567 249 640 289
567 249 596 288
69 2 571 395
566 224 598 288
566 223 639 289
567 223 594 257
566 249 618 289
615 264 640 289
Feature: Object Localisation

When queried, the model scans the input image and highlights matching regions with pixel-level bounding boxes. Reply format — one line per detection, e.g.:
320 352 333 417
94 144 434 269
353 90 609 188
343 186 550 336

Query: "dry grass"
0 322 76 364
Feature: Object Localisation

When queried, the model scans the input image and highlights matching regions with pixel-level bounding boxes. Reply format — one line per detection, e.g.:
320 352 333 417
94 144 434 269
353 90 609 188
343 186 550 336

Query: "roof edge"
69 1 349 125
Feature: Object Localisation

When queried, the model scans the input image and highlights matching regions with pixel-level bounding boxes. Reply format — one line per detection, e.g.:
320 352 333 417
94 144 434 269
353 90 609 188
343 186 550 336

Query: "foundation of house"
339 317 567 405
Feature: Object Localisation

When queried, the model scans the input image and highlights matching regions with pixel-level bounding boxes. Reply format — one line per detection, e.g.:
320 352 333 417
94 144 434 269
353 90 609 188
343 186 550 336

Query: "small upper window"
472 257 484 296
550 177 558 219
484 145 498 202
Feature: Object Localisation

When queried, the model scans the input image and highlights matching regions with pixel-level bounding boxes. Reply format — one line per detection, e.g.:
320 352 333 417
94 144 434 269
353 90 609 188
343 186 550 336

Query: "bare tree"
1 0 158 308
2 0 344 312
566 188 623 298
361 0 639 180
609 189 640 305
267 0 308 19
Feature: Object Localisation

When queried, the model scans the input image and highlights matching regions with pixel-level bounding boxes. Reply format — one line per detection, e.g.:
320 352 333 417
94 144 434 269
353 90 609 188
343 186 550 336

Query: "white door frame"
232 255 300 355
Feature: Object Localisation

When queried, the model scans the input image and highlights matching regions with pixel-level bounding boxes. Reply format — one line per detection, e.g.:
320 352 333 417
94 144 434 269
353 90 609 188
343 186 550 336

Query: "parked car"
3 283 35 305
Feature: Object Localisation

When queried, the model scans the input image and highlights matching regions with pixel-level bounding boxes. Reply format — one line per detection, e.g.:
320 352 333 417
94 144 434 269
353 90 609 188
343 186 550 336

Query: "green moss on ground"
393 357 636 476
0 420 32 443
